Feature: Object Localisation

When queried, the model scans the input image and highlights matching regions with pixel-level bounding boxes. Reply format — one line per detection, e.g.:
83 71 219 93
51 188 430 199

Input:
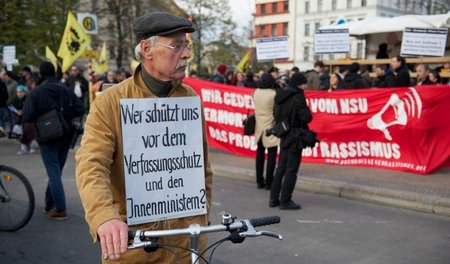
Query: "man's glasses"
154 41 191 53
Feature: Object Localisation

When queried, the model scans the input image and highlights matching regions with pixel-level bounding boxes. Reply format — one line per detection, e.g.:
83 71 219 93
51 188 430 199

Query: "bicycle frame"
128 213 282 264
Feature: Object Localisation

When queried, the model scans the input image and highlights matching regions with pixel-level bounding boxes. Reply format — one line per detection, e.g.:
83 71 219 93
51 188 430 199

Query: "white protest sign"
314 29 350 54
255 36 289 61
77 13 98 34
401 27 448 57
2 46 19 71
121 97 206 225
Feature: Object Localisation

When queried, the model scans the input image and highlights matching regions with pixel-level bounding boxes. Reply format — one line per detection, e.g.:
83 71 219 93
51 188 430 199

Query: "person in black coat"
269 72 312 210
23 61 84 220
391 56 411 87
0 78 8 137
373 64 396 88
341 62 369 89
244 71 257 88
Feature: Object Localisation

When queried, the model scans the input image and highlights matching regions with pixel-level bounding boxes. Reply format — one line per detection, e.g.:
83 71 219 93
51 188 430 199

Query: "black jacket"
394 65 411 87
274 87 312 129
273 87 312 150
0 79 8 108
373 72 396 88
23 77 84 130
341 73 369 89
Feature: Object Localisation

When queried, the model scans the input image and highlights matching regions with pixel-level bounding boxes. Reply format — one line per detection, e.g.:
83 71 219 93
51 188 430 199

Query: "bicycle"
128 213 282 264
0 165 35 232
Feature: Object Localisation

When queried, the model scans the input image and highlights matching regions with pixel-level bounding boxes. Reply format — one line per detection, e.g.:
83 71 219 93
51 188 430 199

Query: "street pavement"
209 148 450 218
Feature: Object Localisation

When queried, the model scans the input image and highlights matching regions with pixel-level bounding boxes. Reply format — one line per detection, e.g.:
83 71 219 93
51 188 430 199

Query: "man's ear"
140 40 153 60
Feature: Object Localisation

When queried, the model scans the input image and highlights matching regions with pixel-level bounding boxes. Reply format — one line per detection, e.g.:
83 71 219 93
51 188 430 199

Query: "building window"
284 1 289 12
304 23 310 36
283 23 288 35
315 22 321 32
357 43 363 58
332 0 337 10
305 1 310 14
304 46 310 61
272 2 277 13
261 4 266 14
318 0 323 11
347 0 352 8
261 25 266 36
272 24 277 36
361 0 367 7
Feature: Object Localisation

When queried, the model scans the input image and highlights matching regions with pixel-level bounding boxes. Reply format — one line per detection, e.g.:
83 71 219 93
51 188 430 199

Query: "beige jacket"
75 65 213 263
253 88 280 148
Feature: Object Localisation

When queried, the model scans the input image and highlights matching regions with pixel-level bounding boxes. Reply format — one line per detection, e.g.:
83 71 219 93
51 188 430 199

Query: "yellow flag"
236 50 251 73
57 11 91 72
92 42 108 73
45 46 58 70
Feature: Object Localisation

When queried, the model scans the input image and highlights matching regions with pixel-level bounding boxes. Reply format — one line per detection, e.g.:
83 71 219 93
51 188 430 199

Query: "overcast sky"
229 0 255 29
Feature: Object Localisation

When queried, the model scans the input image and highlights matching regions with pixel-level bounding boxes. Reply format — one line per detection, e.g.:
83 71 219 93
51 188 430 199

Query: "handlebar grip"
249 216 280 227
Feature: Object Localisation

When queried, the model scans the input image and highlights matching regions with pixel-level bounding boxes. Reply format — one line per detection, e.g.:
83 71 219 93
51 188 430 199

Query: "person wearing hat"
209 63 228 83
75 12 213 263
269 72 312 210
22 61 84 219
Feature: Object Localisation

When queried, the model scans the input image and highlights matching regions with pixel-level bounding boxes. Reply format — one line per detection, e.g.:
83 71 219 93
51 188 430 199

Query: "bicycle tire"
0 165 35 232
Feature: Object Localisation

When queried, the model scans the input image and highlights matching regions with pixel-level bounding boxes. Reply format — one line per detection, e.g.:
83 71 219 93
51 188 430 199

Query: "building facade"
253 0 432 71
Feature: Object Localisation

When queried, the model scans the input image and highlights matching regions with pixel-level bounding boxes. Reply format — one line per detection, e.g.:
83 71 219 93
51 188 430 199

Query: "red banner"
184 77 450 174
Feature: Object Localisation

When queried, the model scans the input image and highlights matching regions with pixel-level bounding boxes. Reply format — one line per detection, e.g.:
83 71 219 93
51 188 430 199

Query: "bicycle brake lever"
259 231 283 240
239 230 282 240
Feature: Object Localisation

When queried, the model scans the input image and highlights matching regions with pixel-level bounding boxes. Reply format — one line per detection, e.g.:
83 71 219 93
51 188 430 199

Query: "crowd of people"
207 57 449 92
0 61 132 223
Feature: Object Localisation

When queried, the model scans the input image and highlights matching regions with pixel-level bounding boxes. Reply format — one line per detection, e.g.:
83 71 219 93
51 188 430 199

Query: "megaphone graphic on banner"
367 88 422 141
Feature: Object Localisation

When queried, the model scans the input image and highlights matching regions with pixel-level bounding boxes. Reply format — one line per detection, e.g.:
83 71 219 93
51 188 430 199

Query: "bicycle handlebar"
128 214 282 250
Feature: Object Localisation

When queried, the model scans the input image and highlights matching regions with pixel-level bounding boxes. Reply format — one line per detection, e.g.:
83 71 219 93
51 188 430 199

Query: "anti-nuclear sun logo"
367 88 422 141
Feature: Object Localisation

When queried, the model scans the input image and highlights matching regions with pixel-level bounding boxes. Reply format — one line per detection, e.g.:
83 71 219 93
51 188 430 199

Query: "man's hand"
97 219 128 260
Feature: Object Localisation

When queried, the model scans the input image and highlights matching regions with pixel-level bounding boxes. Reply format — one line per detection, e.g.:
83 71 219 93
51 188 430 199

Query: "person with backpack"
23 61 84 220
269 73 312 210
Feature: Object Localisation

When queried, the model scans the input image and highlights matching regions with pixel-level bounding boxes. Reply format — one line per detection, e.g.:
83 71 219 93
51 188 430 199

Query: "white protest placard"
2 46 19 71
255 36 289 61
121 97 206 225
314 29 350 54
77 13 98 34
401 27 448 57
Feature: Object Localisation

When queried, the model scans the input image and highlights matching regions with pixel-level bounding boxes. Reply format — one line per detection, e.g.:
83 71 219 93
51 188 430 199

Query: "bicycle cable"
158 243 209 264
207 239 228 264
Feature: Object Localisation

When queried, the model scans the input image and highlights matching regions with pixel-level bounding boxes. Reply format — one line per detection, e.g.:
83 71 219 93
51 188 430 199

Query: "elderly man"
415 64 431 85
76 12 213 263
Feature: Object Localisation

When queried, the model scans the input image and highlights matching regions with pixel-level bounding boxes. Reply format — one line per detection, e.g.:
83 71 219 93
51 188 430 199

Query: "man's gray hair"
134 36 158 61
416 63 430 72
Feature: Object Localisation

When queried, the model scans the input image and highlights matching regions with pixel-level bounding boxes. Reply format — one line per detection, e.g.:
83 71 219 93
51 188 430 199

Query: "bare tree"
177 0 236 71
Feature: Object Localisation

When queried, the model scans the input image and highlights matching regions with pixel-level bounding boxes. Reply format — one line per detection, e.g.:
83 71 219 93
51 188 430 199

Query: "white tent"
320 11 450 36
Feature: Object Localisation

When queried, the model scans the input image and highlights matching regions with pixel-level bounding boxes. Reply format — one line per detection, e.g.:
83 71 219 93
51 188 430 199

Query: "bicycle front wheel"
0 165 35 232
